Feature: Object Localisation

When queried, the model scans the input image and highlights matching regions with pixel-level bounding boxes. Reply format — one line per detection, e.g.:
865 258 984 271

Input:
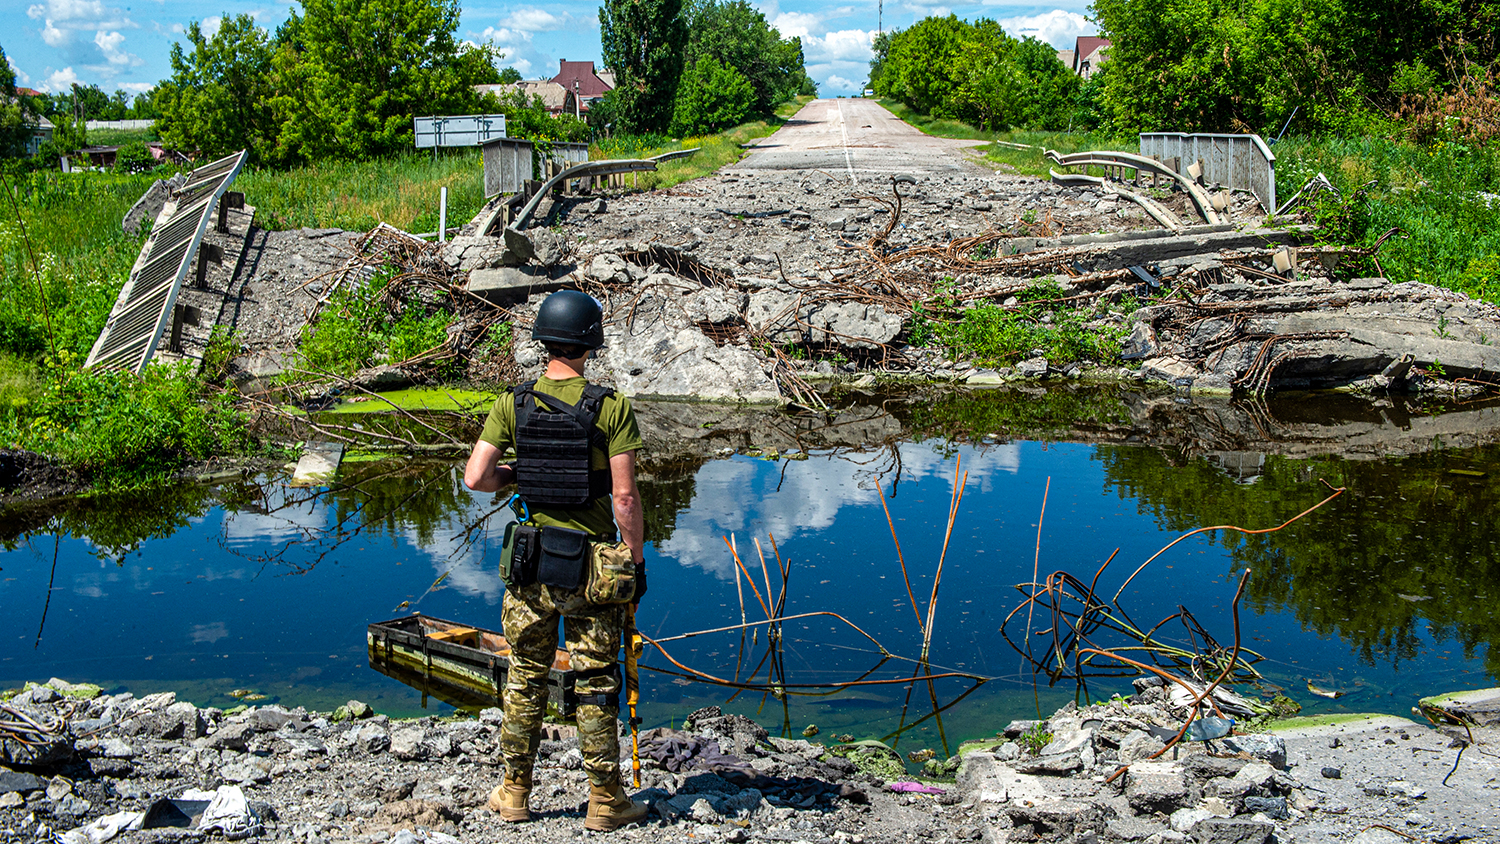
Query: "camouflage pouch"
585 541 636 604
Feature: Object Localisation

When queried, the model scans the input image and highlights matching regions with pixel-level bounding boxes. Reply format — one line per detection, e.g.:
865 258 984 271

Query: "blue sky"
5 0 1099 99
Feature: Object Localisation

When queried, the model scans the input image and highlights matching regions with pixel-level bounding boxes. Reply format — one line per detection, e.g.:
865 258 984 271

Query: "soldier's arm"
464 440 515 492
610 450 644 564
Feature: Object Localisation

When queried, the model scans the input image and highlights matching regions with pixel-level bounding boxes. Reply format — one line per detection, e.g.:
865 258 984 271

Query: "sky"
5 0 1101 100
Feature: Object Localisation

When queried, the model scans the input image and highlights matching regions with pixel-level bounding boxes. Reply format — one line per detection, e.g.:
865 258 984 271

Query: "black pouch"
501 523 540 588
537 526 589 590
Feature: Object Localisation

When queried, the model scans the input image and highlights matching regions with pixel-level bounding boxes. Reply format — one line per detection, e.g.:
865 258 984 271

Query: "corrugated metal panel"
1139 133 1276 213
85 150 247 373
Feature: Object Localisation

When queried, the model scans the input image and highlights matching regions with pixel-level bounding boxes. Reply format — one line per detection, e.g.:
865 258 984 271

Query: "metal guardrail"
86 150 247 373
414 114 507 149
648 147 702 164
1046 149 1221 225
1139 133 1276 214
503 159 660 260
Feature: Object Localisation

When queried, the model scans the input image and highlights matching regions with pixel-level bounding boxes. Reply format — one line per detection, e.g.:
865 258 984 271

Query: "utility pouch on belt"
537 526 590 590
500 522 540 588
586 541 637 604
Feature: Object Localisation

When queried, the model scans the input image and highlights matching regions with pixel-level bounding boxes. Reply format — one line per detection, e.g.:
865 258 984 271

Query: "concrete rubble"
3 679 1497 844
218 162 1500 403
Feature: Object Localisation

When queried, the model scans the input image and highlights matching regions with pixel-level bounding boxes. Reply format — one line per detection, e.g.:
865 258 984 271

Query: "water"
3 388 1499 758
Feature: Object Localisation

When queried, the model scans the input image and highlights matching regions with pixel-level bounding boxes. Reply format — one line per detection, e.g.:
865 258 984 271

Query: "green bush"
2 354 248 487
671 57 755 136
926 279 1126 366
296 270 456 376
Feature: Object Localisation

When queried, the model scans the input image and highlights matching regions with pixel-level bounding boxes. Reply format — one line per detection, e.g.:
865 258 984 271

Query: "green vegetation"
1018 722 1053 754
600 0 688 133
601 0 808 135
155 1 501 165
896 383 1136 443
0 170 158 360
0 355 247 488
0 46 38 159
236 149 485 232
296 269 457 377
869 16 1085 131
1091 0 1497 138
911 278 1132 367
671 57 756 136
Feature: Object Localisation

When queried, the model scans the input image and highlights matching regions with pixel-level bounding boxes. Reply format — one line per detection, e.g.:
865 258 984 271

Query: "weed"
201 326 242 385
295 270 457 377
1018 722 1053 755
1433 315 1455 340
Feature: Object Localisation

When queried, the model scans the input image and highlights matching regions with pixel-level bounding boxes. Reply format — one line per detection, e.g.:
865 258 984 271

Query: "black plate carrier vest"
512 380 614 509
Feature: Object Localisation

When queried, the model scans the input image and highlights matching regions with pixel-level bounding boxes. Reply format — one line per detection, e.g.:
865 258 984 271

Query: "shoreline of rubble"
3 678 1497 844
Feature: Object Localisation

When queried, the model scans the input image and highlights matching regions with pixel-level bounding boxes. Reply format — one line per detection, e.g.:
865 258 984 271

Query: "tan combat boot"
487 771 532 822
582 778 648 831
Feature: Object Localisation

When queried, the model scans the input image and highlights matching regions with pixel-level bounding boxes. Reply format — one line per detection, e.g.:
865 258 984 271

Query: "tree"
154 14 278 160
881 15 969 115
269 0 500 162
599 0 687 133
682 0 805 115
868 30 895 95
0 44 39 157
671 56 754 135
497 67 523 84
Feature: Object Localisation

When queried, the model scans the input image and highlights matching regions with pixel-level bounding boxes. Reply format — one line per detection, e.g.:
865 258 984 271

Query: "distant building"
9 88 52 156
550 60 613 112
475 81 578 116
1056 48 1075 70
1070 36 1111 79
26 115 54 157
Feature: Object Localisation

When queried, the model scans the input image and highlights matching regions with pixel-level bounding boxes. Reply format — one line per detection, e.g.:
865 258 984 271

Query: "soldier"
463 289 649 832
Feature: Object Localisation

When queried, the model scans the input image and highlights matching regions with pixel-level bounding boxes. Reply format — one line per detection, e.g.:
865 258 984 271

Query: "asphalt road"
730 98 990 182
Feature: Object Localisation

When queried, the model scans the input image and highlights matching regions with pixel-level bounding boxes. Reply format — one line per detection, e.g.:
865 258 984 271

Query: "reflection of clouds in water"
191 622 228 643
660 443 1023 580
221 486 329 546
401 520 506 606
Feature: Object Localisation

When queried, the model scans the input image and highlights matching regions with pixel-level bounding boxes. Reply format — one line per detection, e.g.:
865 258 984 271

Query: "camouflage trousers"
500 579 627 788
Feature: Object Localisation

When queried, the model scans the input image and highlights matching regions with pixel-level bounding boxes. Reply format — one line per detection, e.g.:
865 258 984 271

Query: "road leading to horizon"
729 98 989 181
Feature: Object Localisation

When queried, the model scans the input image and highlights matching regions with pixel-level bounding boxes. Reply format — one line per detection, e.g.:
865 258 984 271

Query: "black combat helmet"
532 290 604 349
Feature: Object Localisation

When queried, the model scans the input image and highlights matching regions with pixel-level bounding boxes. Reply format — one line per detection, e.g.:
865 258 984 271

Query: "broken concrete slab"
291 441 344 486
466 265 575 304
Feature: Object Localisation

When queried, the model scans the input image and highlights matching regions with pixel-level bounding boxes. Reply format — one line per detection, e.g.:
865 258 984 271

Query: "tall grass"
1273 135 1500 296
236 149 488 233
0 170 158 361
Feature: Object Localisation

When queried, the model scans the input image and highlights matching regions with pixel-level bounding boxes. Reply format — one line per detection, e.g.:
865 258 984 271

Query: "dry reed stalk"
920 458 968 663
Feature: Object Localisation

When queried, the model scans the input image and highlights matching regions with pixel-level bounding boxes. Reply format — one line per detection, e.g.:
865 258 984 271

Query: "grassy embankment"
0 101 815 487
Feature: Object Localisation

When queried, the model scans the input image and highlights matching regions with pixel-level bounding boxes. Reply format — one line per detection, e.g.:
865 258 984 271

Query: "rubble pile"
4 678 1497 844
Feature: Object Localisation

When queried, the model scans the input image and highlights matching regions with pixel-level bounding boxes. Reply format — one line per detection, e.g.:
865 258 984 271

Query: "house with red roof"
1071 36 1111 79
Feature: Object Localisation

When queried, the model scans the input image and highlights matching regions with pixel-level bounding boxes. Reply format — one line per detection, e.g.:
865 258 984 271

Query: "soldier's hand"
632 561 647 604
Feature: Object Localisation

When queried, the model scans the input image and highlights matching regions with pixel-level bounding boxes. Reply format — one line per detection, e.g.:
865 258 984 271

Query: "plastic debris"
187 785 265 840
58 810 144 844
887 781 945 794
1187 715 1234 742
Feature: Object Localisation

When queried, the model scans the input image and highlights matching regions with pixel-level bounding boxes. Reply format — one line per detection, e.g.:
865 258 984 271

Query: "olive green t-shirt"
479 376 643 538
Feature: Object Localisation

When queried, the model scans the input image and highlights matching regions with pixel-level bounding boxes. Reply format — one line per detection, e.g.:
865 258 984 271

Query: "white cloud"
997 10 1092 48
117 81 153 95
478 26 544 78
802 28 875 64
41 67 81 92
771 11 822 39
825 74 857 91
42 20 68 47
498 7 566 32
7 56 30 85
93 29 138 67
200 15 223 39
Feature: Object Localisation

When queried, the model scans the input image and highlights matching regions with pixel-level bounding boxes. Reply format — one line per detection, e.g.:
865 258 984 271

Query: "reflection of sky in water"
660 443 1023 581
1 439 1495 748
